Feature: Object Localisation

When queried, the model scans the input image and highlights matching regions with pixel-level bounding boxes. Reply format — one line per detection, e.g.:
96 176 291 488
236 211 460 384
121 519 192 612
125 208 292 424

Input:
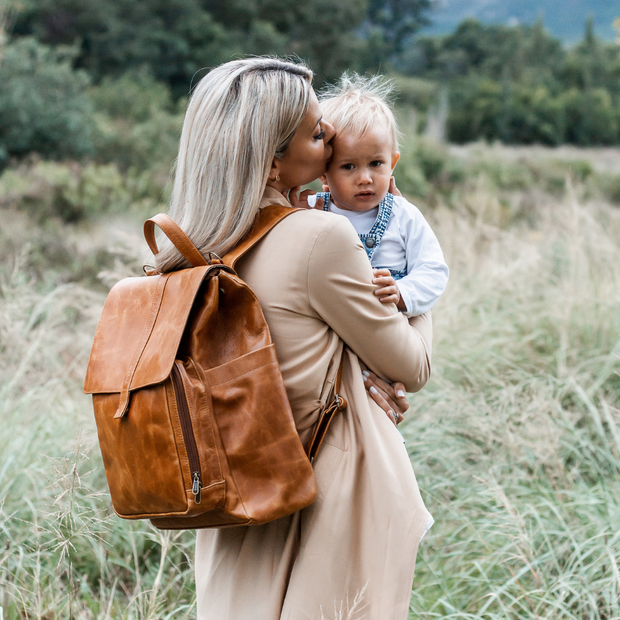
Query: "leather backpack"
83 205 344 530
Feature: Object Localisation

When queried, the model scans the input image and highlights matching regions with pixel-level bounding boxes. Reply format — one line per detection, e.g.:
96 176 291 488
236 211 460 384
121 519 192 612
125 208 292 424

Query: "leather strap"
223 205 302 269
145 207 301 270
306 356 347 463
114 272 170 418
144 214 208 267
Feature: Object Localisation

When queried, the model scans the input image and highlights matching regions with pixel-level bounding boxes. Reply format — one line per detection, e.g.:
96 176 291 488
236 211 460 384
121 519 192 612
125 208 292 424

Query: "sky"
420 0 619 44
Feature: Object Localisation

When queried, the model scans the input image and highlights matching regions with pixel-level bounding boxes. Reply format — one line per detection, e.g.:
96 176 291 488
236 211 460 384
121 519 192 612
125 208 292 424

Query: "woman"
156 57 433 620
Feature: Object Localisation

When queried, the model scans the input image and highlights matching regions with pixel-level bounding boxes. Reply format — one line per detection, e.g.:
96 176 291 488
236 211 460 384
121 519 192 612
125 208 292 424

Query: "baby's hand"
289 187 324 210
372 268 406 310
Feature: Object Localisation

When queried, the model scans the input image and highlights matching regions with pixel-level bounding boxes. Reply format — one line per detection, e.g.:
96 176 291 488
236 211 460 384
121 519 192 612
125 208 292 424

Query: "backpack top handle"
144 213 209 268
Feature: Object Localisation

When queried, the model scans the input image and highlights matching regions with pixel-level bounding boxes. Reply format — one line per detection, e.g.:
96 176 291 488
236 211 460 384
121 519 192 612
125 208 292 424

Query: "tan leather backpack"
83 205 343 530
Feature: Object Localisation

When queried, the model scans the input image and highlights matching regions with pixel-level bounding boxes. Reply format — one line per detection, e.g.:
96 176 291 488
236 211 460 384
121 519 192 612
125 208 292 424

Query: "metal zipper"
170 362 202 504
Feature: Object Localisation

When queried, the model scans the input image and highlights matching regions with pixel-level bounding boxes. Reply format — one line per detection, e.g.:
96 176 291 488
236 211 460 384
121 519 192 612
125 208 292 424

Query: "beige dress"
195 187 434 620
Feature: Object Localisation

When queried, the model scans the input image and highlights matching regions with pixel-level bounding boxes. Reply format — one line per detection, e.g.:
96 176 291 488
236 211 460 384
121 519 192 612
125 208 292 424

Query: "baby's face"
322 127 398 213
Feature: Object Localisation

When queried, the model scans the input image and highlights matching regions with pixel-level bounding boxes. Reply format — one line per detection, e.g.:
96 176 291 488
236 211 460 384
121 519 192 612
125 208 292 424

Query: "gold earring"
275 175 280 182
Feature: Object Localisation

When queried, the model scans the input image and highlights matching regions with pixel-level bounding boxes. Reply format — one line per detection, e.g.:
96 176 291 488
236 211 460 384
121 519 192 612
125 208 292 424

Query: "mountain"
420 0 618 44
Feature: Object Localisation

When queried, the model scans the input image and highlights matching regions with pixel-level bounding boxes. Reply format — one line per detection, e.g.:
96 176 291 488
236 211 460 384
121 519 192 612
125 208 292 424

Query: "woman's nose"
322 120 336 144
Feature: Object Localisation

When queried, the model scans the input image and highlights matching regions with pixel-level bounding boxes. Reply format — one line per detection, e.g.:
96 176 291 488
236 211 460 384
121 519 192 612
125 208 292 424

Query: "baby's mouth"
355 191 374 198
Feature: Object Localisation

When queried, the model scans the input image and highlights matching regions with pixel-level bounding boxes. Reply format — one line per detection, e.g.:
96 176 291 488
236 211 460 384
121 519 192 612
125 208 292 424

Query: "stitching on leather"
182 360 223 482
122 274 168 393
208 359 277 387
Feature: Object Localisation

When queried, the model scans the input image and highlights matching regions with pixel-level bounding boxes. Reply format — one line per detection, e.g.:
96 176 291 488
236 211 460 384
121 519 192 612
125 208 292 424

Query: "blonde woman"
158 57 434 620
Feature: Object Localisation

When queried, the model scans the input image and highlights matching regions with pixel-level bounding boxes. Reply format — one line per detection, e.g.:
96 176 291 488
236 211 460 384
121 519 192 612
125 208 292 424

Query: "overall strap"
223 205 302 269
315 192 395 261
358 192 394 261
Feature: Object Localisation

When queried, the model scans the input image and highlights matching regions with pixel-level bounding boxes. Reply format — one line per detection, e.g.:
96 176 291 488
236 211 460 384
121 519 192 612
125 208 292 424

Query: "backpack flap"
83 265 215 417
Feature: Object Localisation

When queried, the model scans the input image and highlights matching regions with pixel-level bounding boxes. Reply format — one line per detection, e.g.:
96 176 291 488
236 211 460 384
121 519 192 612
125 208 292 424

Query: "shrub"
88 68 173 123
563 87 619 145
0 38 94 168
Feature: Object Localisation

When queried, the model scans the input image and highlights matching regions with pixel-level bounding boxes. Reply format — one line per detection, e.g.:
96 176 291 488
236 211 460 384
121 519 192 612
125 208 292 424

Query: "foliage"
0 159 168 228
11 0 236 96
0 37 94 169
404 18 620 145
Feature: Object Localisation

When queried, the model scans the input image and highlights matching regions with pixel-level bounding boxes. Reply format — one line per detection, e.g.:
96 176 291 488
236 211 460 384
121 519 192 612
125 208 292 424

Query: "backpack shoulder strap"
223 205 302 269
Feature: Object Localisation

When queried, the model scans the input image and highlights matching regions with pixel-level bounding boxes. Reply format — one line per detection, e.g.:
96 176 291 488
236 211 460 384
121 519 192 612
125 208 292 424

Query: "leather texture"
84 205 319 528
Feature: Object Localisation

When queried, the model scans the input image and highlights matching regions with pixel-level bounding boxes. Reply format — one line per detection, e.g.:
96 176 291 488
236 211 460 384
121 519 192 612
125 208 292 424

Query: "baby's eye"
369 160 383 168
341 163 355 170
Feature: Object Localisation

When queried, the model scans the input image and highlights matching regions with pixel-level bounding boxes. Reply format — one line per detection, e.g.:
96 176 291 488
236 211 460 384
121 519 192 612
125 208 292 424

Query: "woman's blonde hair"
156 57 313 273
319 73 399 153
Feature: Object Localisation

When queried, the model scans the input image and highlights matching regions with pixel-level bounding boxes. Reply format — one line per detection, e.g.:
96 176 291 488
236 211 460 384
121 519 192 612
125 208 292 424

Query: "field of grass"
0 143 619 618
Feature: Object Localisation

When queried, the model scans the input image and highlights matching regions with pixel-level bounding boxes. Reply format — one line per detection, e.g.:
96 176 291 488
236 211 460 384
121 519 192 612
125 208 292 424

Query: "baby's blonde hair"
319 73 399 153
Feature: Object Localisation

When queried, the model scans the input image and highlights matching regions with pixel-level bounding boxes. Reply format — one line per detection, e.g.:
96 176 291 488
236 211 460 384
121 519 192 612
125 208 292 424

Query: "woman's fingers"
288 187 319 209
367 384 398 425
365 370 409 414
361 369 409 426
389 176 402 197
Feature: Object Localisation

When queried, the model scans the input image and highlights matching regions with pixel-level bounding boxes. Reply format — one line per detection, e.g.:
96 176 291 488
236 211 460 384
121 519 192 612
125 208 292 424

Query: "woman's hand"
388 176 402 197
361 368 409 426
288 186 324 210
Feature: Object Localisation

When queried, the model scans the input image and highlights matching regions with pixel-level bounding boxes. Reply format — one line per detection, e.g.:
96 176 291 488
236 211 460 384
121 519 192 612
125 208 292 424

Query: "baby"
305 74 449 318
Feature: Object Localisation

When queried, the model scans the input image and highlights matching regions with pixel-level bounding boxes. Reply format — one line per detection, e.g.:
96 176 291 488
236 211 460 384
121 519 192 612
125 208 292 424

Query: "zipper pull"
192 472 202 505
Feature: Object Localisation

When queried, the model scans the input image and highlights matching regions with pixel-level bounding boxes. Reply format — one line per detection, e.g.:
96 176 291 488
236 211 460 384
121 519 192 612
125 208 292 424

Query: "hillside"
422 0 618 43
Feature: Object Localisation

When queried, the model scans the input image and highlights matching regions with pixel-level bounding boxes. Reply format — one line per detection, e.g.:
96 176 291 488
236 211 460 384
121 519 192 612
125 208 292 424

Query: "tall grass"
0 145 619 618
407 172 620 618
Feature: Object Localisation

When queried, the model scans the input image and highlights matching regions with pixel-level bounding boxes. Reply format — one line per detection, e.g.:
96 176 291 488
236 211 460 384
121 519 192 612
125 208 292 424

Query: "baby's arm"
397 204 449 317
372 268 406 311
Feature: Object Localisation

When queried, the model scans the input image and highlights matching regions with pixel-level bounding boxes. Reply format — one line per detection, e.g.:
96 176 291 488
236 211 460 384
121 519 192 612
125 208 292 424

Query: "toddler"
305 74 449 318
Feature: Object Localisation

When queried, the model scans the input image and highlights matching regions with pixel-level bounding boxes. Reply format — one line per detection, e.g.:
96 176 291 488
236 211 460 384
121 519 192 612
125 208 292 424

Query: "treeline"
1 0 620 170
7 0 431 93
406 19 620 145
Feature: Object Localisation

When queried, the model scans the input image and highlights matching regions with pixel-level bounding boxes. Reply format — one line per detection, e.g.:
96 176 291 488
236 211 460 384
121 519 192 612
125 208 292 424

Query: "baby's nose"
358 169 372 184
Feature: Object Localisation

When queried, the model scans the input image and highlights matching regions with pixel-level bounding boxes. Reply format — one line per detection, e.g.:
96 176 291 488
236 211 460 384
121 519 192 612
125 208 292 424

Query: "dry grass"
0 144 619 618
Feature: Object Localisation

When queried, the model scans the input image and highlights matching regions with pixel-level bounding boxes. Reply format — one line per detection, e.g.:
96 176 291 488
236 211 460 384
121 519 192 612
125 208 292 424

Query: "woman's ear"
391 152 400 170
268 157 282 184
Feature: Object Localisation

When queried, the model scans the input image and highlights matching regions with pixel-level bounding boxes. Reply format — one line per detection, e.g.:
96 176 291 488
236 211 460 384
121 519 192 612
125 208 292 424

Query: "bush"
0 38 94 168
563 87 619 145
88 68 173 123
0 160 166 223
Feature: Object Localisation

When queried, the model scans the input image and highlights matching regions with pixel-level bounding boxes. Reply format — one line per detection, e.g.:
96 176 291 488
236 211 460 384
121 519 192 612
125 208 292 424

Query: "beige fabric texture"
195 187 433 620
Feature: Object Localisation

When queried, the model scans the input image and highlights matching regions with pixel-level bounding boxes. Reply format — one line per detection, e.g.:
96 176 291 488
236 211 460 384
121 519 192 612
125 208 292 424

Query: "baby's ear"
391 152 400 170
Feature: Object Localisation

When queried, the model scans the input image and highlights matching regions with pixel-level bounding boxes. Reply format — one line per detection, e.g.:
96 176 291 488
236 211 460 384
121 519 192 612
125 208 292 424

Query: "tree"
367 0 432 56
12 0 237 95
0 38 93 166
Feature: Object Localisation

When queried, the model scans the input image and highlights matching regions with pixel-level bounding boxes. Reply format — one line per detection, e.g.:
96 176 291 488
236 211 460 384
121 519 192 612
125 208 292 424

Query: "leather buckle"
206 252 222 265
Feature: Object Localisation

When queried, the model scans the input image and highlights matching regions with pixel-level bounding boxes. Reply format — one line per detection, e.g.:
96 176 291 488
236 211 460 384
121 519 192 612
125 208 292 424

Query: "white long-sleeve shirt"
308 193 449 317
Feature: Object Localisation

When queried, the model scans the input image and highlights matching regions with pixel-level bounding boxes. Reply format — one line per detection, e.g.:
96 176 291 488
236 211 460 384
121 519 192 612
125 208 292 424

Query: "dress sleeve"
307 215 432 393
396 199 449 318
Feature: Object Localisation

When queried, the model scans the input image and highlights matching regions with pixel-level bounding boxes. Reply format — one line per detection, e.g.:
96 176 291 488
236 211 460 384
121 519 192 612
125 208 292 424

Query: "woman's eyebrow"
314 117 323 129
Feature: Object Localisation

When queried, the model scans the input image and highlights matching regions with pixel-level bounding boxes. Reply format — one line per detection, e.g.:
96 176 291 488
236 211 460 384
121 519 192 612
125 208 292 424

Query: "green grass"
0 144 619 618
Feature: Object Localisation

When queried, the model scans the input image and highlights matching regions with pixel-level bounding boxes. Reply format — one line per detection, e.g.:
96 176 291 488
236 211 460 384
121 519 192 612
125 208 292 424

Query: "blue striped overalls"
317 192 407 279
